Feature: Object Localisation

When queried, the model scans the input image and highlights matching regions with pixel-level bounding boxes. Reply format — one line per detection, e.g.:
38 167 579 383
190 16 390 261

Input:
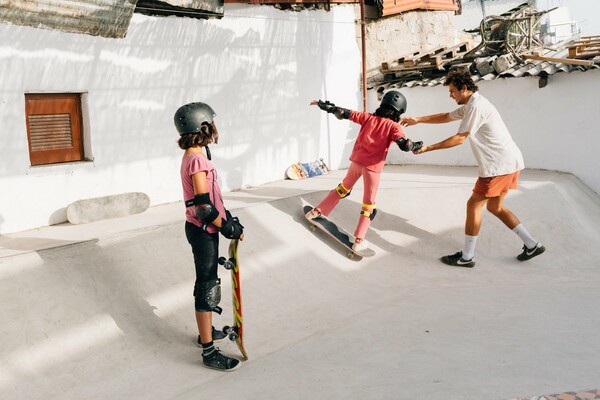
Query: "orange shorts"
473 171 520 197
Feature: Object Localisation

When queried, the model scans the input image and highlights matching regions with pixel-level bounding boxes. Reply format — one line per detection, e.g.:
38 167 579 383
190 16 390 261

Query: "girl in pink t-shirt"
174 102 244 371
306 90 421 251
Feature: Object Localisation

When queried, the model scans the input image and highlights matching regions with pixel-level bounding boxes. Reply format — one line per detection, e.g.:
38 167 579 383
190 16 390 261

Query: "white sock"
462 235 477 260
512 224 538 249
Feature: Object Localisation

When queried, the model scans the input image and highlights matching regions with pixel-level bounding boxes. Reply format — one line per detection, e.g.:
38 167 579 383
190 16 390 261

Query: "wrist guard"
220 210 244 240
317 100 350 120
396 138 423 152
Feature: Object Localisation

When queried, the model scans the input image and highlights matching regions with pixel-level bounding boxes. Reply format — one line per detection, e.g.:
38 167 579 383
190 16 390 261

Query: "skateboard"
303 205 375 259
218 238 248 360
285 163 306 180
66 192 150 224
285 158 330 180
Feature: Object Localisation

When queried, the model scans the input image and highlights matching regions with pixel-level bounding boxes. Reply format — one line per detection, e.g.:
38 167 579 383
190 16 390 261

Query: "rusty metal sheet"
381 0 458 17
159 0 222 14
0 0 138 38
136 0 223 18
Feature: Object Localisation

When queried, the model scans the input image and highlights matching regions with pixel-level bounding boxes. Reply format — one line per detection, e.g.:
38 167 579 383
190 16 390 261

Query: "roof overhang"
0 0 138 38
0 0 224 38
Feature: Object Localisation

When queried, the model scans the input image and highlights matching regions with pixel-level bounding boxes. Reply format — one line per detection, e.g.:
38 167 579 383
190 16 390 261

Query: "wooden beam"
522 54 595 67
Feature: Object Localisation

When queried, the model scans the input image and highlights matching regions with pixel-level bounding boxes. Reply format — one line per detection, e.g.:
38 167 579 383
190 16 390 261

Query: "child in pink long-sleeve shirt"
306 90 421 251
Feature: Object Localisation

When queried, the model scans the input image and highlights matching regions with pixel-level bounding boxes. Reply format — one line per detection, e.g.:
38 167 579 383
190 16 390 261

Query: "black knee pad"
194 278 221 312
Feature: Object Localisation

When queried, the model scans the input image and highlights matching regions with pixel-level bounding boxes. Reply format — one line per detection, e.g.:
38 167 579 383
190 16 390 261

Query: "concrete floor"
1 165 599 400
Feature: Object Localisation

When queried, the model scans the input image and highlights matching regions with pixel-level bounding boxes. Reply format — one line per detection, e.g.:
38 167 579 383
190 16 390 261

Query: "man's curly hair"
444 70 479 92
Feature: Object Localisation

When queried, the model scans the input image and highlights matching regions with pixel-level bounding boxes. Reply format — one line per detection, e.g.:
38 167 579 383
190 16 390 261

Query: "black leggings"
185 222 219 296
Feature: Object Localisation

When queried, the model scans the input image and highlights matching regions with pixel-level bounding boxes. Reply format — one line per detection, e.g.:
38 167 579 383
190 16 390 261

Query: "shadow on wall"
1 8 340 187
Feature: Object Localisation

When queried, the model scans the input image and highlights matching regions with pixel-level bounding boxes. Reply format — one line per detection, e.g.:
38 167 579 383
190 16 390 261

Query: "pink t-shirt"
348 111 405 172
180 153 226 234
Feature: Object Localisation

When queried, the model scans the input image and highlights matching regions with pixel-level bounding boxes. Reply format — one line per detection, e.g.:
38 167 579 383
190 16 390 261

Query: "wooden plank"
522 54 595 66
568 43 600 58
575 50 600 59
380 42 472 73
570 39 600 46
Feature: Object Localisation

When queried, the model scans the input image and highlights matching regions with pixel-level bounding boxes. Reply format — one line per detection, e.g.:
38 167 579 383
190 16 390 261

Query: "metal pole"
360 0 368 111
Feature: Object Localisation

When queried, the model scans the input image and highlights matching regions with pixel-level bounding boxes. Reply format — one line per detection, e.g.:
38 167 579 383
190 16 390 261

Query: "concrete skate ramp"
1 166 599 400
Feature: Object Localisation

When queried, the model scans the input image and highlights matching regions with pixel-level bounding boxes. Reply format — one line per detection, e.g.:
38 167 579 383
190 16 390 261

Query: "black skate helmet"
174 102 216 136
380 90 407 114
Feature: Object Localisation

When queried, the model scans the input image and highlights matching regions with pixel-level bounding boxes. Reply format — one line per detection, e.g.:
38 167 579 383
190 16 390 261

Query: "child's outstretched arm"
310 99 350 120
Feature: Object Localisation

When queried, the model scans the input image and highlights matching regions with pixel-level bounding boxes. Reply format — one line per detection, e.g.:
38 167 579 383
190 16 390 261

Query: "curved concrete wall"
383 69 600 195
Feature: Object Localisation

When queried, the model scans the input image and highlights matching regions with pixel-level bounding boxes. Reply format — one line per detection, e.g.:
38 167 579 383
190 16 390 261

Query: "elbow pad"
185 193 219 223
334 108 351 119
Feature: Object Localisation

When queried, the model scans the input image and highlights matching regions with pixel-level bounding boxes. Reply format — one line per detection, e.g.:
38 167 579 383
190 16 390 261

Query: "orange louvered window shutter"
25 93 84 165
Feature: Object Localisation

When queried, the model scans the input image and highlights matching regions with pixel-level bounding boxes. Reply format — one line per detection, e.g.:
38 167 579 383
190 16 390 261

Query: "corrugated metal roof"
0 0 137 38
370 39 600 92
0 0 226 37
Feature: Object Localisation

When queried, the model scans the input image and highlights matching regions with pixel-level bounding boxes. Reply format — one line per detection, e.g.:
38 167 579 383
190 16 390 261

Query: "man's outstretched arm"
414 131 469 154
401 113 453 126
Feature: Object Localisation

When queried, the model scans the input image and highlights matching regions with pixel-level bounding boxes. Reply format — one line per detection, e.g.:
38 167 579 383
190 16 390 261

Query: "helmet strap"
205 145 212 160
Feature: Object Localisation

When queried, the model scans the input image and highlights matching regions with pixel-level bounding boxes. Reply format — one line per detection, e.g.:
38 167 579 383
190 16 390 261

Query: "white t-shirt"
449 92 524 177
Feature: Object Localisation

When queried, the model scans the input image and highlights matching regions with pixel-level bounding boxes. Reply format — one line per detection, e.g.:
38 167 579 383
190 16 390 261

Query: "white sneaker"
305 208 321 220
352 239 368 252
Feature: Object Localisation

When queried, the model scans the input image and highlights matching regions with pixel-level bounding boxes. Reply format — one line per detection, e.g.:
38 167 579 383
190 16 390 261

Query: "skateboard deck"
285 158 330 180
66 192 150 224
285 163 306 180
218 239 248 360
303 205 375 259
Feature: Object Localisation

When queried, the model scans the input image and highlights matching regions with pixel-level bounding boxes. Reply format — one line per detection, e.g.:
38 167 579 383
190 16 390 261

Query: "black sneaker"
441 251 475 268
202 348 240 371
517 243 546 261
197 326 227 347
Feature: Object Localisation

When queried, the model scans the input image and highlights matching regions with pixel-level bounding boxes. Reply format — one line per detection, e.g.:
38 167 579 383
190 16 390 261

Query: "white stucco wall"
0 5 362 235
1 5 599 235
384 69 600 194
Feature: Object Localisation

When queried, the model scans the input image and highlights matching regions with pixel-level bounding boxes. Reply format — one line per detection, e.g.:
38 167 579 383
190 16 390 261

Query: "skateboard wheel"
309 226 316 232
347 252 355 260
218 257 226 265
223 260 234 270
222 325 231 334
229 332 239 341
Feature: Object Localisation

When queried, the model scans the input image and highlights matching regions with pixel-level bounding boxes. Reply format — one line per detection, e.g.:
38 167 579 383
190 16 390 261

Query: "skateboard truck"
222 325 240 341
218 256 235 270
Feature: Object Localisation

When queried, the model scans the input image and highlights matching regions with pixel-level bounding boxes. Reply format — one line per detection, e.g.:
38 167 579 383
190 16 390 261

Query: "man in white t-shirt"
401 70 545 267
